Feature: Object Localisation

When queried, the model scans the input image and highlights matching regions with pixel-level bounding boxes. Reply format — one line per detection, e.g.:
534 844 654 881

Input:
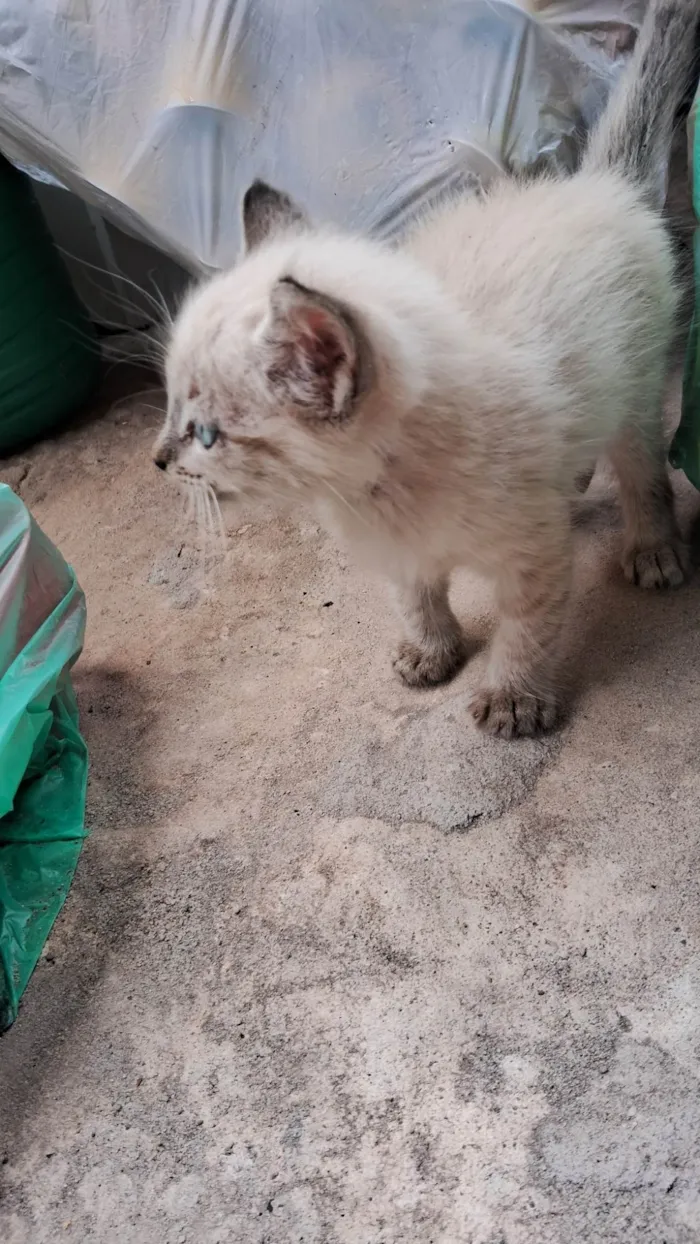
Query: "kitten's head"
153 182 431 506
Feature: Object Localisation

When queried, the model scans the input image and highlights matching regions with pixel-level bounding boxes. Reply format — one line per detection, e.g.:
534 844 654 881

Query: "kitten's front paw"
622 541 688 590
392 638 466 689
470 685 558 739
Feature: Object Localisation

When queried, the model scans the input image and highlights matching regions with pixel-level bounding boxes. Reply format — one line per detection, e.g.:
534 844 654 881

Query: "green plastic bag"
670 88 700 488
0 484 88 1030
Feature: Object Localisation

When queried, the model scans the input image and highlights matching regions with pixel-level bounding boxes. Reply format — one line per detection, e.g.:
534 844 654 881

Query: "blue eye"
195 423 219 449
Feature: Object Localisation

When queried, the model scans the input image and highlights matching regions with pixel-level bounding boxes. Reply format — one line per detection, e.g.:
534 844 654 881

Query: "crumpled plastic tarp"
0 484 87 1030
0 0 644 274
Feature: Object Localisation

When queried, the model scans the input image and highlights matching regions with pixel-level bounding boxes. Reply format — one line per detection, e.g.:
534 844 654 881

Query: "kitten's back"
407 169 676 464
408 172 673 348
405 0 700 457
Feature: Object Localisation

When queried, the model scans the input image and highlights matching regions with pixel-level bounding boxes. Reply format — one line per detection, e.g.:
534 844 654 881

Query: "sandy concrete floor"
1 373 699 1244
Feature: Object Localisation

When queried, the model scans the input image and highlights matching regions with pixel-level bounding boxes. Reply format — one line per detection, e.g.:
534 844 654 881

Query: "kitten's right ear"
242 181 308 253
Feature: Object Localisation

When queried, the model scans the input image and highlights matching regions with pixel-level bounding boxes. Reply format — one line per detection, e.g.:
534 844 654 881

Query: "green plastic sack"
670 88 700 488
0 483 88 1030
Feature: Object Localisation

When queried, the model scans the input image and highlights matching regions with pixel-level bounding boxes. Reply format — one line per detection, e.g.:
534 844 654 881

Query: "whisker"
200 483 217 565
131 385 166 398
100 332 167 370
172 475 229 582
146 271 177 327
60 316 165 375
101 347 163 369
58 319 105 360
132 402 168 416
192 484 208 567
109 399 165 422
94 285 171 341
68 266 159 328
203 486 228 565
101 329 166 356
182 484 196 525
322 480 372 528
56 244 175 323
200 483 214 547
206 485 228 554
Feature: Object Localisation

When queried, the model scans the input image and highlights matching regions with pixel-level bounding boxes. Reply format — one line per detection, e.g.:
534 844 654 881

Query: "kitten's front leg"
391 575 466 688
470 531 572 739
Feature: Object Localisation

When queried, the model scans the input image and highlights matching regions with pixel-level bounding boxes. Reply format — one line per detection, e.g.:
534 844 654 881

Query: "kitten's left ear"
242 181 308 253
263 277 373 422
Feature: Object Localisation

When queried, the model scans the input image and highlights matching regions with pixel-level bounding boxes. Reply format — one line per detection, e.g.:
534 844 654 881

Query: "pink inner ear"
295 306 347 376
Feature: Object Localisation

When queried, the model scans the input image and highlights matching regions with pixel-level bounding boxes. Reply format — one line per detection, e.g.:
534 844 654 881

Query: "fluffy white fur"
155 0 696 737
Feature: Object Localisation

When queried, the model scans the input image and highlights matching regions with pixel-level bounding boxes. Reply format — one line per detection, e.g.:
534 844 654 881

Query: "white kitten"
155 0 697 738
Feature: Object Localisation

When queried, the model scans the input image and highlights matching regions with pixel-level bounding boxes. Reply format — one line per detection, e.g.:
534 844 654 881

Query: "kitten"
154 0 699 739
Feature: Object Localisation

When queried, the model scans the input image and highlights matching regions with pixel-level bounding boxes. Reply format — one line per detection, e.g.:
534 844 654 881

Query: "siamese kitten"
155 0 698 737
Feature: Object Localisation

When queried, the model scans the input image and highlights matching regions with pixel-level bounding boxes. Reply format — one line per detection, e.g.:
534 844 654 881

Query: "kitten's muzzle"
152 432 176 472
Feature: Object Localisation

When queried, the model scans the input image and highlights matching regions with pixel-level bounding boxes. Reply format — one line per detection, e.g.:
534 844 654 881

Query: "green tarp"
0 484 87 1030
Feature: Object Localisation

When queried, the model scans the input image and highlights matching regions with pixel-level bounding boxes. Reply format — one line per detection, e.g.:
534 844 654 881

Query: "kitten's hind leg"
608 424 688 589
470 518 572 739
392 575 467 688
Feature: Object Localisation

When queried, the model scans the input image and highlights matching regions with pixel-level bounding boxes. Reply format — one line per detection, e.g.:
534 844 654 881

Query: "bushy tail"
582 0 700 206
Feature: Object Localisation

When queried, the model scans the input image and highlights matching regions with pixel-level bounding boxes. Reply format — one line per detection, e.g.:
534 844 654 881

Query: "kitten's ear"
242 181 308 252
263 277 372 421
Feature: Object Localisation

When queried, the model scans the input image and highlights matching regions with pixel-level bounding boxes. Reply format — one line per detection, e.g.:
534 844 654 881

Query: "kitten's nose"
152 434 173 471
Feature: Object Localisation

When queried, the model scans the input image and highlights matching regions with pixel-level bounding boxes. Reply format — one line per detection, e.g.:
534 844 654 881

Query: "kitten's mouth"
175 470 234 499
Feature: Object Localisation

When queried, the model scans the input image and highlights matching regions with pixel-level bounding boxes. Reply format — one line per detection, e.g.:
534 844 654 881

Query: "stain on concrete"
318 697 560 831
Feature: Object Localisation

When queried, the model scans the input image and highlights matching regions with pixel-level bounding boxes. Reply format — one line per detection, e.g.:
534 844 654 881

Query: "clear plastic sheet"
0 1 643 273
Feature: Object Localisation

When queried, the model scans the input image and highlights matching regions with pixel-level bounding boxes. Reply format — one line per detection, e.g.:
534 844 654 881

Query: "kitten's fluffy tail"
582 0 700 206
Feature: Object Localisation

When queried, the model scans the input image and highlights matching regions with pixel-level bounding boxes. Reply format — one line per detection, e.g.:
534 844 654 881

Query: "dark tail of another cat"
583 0 700 207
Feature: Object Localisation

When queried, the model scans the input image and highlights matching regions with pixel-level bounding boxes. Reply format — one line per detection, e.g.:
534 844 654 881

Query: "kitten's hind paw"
622 541 688 590
392 638 466 688
470 686 558 739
